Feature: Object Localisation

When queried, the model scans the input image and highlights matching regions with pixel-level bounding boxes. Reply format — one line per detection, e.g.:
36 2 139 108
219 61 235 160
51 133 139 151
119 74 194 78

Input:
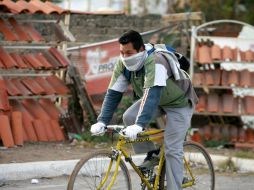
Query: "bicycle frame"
98 129 196 190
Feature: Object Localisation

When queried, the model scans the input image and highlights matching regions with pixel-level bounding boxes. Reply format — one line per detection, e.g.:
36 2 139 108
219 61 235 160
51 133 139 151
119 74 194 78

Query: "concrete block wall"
69 14 162 43
13 14 162 43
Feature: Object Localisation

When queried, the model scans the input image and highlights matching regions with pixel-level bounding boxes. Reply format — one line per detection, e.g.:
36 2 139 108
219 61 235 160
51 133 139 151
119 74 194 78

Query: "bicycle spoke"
67 150 131 190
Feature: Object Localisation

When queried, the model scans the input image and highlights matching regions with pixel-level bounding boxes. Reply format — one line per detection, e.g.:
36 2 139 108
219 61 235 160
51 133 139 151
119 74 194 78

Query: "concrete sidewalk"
0 154 254 181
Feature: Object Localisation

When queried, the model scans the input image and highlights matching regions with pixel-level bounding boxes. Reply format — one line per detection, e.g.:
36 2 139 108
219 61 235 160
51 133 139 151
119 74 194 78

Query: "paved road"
1 172 254 190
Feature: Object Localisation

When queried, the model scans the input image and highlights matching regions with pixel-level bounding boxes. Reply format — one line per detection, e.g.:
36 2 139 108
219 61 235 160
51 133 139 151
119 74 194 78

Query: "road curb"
0 160 79 181
0 154 254 181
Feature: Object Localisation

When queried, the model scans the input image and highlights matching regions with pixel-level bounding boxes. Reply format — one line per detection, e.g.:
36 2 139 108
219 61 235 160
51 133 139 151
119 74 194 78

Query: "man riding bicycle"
90 30 198 190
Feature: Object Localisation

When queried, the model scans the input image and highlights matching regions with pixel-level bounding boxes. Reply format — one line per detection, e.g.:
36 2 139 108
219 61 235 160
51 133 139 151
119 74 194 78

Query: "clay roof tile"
0 89 10 111
4 78 22 96
8 17 32 42
0 47 18 68
0 0 25 14
46 75 70 94
33 53 53 69
9 53 28 69
30 0 60 15
0 0 67 15
11 78 32 96
22 53 44 69
22 99 51 120
34 77 56 95
15 0 42 14
0 17 19 41
48 47 69 67
23 23 44 42
21 77 46 95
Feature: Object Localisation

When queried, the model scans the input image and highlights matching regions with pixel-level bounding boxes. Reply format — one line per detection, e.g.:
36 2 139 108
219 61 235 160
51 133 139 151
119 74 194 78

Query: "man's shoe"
139 155 160 169
139 148 160 169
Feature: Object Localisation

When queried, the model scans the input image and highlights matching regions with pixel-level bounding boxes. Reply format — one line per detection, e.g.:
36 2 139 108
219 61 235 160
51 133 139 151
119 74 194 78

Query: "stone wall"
69 14 162 43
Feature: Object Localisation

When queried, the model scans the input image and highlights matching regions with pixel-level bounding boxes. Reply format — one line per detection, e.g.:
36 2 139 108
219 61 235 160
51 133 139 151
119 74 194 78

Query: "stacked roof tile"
0 0 69 14
0 99 66 147
0 2 73 147
191 124 254 145
0 45 70 147
195 42 254 64
0 17 71 42
0 46 69 69
0 76 70 97
193 69 254 88
190 19 254 149
0 72 70 147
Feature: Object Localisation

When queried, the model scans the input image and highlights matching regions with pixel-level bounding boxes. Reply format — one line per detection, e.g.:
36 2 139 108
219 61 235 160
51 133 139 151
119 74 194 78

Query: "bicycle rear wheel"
67 150 132 190
183 141 215 190
159 141 215 190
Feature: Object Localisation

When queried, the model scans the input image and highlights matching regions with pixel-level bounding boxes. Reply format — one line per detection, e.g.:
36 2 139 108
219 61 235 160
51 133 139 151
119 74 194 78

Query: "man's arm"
97 61 129 125
136 58 169 127
97 89 123 125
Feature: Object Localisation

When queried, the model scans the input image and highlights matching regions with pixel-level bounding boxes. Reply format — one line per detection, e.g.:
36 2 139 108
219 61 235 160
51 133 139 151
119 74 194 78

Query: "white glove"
123 124 143 139
90 122 106 135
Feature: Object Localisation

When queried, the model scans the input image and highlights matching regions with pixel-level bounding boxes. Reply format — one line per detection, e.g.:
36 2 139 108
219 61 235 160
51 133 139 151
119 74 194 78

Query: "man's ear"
140 46 145 51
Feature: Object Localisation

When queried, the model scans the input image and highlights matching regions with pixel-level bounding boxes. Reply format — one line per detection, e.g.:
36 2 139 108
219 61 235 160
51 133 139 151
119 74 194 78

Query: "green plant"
204 140 228 148
174 0 254 25
81 132 113 144
67 84 84 125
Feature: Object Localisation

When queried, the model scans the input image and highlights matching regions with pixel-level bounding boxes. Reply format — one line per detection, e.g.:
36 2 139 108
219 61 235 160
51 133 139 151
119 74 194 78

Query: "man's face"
120 42 138 58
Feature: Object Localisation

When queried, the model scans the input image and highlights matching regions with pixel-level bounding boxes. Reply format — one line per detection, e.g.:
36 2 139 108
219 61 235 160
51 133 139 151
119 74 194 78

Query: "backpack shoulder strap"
147 43 156 56
123 67 131 82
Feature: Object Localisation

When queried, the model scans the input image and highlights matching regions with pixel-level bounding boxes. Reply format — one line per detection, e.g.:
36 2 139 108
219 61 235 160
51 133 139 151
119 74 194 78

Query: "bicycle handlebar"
91 125 126 137
92 125 164 138
106 125 125 130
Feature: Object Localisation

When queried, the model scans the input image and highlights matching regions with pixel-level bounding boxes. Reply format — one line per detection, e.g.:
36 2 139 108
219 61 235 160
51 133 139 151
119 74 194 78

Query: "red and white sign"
69 39 120 95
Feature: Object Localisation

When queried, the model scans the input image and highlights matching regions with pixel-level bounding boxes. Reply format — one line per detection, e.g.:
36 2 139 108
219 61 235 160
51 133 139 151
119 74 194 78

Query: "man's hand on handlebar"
90 123 143 139
90 122 106 136
122 124 143 139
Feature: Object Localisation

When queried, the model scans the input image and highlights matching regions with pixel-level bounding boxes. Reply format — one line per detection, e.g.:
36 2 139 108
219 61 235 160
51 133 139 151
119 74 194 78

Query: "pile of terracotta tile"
193 69 254 88
191 124 254 146
0 45 71 148
0 71 70 148
0 1 76 148
0 16 71 42
0 46 69 69
0 17 45 42
196 94 254 115
195 41 254 64
0 99 66 148
0 75 70 96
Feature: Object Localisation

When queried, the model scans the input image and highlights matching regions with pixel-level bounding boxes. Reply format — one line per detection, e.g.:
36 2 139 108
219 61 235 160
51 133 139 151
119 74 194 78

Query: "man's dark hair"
118 30 145 51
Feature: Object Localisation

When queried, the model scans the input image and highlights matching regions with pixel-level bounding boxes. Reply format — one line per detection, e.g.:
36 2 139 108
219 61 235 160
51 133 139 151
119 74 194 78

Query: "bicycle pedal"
138 166 150 173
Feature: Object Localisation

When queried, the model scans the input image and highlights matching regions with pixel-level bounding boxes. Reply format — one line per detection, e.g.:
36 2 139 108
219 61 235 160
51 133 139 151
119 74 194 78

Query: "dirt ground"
1 140 254 164
0 141 97 164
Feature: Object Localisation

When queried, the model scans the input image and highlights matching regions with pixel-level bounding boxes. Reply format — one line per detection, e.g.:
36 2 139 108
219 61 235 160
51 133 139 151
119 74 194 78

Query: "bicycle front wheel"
67 150 132 190
159 141 215 190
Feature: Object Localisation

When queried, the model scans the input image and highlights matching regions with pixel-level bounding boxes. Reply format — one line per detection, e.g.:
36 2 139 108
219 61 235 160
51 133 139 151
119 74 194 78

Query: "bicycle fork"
97 152 122 190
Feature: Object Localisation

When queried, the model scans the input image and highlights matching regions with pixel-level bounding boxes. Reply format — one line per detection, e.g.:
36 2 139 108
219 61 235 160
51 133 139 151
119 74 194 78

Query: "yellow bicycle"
67 125 215 190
